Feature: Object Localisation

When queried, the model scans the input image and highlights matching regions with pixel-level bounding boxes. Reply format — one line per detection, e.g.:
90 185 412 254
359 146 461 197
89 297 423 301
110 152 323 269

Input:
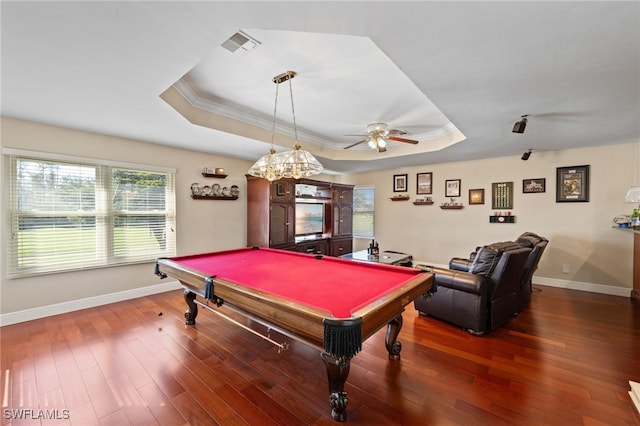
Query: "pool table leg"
321 353 350 422
184 290 198 325
385 314 403 360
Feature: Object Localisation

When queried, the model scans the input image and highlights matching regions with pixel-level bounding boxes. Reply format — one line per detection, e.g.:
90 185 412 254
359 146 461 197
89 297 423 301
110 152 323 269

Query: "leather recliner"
447 232 549 313
414 241 531 335
514 232 548 311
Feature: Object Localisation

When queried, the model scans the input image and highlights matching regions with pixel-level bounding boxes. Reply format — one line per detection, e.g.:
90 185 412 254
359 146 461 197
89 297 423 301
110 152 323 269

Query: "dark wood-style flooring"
1 285 639 425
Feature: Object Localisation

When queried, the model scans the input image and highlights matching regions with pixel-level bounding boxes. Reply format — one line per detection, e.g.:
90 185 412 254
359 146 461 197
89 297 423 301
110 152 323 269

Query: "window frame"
352 185 375 239
4 149 176 278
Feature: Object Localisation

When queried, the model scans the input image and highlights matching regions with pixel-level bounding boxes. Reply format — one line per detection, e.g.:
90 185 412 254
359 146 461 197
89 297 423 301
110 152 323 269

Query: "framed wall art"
416 172 433 194
393 173 408 192
523 178 546 193
469 188 485 205
556 165 590 202
492 181 514 209
445 179 461 197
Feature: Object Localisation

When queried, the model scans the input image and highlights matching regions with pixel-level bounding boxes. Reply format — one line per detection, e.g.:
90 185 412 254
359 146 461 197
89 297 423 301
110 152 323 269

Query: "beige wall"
1 116 638 318
1 117 253 314
339 142 639 292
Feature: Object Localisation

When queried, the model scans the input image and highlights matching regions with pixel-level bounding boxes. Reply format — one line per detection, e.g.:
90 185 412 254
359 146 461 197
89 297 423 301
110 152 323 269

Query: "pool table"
154 247 433 421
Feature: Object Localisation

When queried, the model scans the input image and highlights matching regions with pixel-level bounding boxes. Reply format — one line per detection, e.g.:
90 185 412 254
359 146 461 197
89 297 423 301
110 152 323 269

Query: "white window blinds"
6 153 176 278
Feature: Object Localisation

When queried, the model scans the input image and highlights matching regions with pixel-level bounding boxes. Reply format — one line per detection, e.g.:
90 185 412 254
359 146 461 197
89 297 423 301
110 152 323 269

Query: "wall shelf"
413 200 434 205
201 172 228 179
490 215 515 223
191 195 238 200
440 205 463 209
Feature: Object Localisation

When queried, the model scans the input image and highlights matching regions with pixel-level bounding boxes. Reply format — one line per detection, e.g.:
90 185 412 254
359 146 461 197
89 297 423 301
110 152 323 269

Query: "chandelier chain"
270 83 279 148
247 70 323 181
288 78 299 145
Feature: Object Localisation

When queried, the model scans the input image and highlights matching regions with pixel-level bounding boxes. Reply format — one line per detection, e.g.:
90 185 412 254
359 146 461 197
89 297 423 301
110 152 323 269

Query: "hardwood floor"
1 285 639 425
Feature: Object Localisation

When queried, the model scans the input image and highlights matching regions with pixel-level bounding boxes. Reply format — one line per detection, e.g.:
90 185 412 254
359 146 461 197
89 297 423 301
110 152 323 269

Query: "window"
353 186 374 238
6 152 176 277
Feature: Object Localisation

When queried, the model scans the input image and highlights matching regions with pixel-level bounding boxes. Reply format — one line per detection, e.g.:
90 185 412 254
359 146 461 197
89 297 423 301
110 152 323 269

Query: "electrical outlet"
561 264 570 274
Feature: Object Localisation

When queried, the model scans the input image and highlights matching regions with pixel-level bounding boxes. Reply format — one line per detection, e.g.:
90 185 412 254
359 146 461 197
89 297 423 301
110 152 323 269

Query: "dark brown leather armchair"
514 232 548 311
414 241 531 335
447 232 549 313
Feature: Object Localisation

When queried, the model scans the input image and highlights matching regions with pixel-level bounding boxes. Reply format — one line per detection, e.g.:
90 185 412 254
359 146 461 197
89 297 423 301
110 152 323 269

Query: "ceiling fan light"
367 122 388 133
367 139 376 149
377 136 387 148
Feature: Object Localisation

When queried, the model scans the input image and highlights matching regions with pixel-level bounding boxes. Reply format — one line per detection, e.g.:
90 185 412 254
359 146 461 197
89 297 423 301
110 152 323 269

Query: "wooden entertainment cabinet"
246 175 353 257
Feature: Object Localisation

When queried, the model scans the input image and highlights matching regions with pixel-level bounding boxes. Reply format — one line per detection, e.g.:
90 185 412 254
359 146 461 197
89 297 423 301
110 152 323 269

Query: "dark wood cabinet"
247 177 295 248
296 239 329 255
333 203 353 237
247 176 353 256
271 180 295 203
332 184 354 238
332 186 353 205
269 202 295 246
331 238 353 257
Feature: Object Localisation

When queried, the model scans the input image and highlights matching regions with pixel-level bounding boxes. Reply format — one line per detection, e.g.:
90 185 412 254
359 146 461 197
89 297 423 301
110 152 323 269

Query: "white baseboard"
534 277 632 298
412 259 632 298
630 381 640 414
0 280 181 327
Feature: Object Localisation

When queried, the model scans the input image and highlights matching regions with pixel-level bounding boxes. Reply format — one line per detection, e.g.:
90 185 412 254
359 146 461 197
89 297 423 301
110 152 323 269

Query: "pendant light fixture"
247 71 323 181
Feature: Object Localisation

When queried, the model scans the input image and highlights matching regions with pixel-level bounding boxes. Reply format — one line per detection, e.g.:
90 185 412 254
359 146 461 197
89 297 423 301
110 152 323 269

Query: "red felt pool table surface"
164 247 426 318
156 246 433 421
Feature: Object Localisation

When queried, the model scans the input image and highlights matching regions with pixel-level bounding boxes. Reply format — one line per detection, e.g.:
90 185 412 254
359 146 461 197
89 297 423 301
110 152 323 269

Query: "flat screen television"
295 203 324 236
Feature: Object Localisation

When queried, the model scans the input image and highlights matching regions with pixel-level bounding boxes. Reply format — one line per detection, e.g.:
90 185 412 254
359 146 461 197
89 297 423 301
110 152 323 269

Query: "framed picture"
492 181 514 209
469 188 485 205
393 174 408 192
523 178 546 193
416 172 433 194
445 179 461 197
556 165 590 202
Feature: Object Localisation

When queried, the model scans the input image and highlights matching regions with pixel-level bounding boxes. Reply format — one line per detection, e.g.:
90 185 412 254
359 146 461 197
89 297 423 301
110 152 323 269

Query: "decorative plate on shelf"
201 185 211 196
230 185 240 196
212 183 221 196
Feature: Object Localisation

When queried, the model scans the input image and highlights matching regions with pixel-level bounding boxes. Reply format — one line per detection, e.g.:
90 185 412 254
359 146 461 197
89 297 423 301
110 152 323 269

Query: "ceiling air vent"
221 31 260 54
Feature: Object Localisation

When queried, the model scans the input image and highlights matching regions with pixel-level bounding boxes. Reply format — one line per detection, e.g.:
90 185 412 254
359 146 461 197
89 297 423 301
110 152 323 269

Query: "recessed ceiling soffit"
161 29 466 161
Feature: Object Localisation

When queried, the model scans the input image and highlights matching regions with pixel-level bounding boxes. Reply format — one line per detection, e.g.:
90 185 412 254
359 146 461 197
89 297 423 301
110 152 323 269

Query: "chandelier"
247 71 323 181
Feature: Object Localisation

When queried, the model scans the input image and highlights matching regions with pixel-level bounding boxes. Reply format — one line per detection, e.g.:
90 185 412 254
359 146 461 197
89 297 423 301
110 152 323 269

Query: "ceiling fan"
343 123 419 153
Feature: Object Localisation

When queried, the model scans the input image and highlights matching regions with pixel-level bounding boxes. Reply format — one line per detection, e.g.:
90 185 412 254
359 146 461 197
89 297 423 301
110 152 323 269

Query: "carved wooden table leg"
321 353 350 422
184 290 198 325
385 314 403 360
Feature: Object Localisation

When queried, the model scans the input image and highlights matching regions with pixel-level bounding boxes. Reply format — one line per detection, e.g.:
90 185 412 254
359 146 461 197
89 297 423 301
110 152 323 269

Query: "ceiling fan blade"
343 138 369 149
387 129 408 136
388 136 419 144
